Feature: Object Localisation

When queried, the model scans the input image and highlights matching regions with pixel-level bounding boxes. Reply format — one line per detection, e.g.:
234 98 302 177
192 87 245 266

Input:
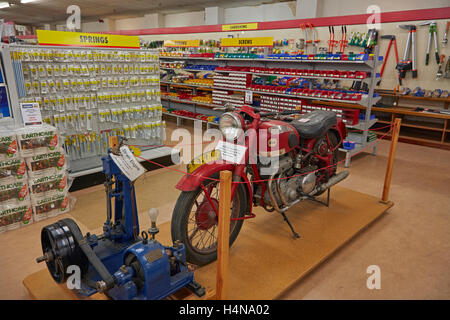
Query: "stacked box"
213 73 251 90
260 95 303 113
212 90 245 108
16 125 70 222
0 132 19 160
0 130 32 232
0 124 71 232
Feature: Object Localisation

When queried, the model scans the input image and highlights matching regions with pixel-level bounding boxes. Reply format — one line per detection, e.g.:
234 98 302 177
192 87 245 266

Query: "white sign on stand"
216 140 247 164
20 102 42 126
110 146 146 181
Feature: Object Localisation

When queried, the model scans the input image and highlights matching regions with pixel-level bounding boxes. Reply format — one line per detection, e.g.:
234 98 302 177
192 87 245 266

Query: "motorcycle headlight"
219 112 243 141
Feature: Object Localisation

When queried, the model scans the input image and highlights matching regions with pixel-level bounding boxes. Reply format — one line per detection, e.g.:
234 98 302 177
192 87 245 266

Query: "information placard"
110 146 146 182
215 140 247 164
20 102 42 126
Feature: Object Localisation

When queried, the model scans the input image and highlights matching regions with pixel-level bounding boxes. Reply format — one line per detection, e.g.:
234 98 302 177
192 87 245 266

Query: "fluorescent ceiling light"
0 2 10 9
21 0 37 3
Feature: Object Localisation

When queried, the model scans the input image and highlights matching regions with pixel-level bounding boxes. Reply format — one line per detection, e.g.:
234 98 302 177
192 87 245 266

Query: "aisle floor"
0 120 449 299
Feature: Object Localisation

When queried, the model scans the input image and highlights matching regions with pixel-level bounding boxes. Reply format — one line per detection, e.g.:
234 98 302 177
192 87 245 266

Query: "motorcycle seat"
289 110 337 139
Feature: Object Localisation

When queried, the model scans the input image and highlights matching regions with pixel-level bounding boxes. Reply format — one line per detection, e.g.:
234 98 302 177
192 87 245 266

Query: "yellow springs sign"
36 30 140 49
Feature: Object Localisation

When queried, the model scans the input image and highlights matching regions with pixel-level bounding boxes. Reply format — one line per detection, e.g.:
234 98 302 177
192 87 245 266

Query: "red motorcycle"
171 104 349 265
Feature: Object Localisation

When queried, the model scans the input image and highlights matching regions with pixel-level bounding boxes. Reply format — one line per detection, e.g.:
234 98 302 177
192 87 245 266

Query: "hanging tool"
444 56 450 78
338 26 348 53
442 21 449 46
300 23 308 54
377 35 399 86
419 21 439 65
396 25 418 82
365 28 378 54
436 54 446 80
306 23 320 54
328 26 337 53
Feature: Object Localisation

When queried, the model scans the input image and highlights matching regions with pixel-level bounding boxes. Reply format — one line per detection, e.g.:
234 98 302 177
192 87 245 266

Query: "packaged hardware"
0 158 27 183
32 192 69 220
0 202 33 232
28 172 68 197
0 180 29 206
25 149 66 177
16 124 59 157
0 132 19 160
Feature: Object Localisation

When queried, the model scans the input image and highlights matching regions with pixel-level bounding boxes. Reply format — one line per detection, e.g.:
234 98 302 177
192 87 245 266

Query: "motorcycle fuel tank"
257 120 299 157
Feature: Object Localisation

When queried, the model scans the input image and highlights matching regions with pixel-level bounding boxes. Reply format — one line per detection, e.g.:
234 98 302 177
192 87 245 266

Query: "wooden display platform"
23 186 392 300
23 268 216 300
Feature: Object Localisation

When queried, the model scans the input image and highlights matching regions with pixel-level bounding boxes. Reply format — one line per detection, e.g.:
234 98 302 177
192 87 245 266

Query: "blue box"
343 141 356 150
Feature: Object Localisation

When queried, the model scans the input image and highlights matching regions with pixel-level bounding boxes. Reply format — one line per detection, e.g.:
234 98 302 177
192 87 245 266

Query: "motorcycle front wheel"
171 172 247 266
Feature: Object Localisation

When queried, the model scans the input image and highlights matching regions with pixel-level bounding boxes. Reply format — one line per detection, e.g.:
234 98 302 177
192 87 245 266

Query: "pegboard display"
8 45 164 170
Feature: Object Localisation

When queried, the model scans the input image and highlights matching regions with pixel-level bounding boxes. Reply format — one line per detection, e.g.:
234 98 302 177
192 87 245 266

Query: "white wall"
164 11 205 28
78 0 450 32
224 2 296 23
318 0 450 17
114 16 150 31
81 20 110 33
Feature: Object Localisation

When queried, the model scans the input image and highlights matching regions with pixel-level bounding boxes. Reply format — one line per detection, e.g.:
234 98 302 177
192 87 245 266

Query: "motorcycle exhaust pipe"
309 170 349 196
268 173 283 213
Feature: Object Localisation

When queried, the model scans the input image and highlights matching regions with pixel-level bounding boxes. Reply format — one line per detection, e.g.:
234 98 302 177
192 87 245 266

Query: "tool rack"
1 44 172 177
160 46 382 167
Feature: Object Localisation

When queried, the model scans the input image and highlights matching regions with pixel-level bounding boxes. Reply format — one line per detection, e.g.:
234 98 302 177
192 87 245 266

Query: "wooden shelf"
377 92 450 104
317 98 450 150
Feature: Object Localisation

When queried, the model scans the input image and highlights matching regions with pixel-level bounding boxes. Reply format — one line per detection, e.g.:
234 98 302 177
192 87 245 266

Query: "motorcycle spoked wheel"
171 172 247 266
315 131 339 196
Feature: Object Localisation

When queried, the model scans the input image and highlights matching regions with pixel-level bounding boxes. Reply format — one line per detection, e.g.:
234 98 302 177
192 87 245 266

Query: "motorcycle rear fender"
176 163 253 214
330 119 346 145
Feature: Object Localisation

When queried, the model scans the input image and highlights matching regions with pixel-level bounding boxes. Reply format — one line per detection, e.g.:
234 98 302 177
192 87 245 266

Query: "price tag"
245 90 253 104
110 146 146 181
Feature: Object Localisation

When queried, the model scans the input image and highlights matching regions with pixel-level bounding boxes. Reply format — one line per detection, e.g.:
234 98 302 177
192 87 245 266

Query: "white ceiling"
0 0 291 26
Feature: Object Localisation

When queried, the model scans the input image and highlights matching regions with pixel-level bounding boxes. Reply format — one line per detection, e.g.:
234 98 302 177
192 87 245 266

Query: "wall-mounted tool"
36 140 205 300
436 54 446 80
327 26 338 53
306 23 320 54
444 56 450 78
338 26 348 53
442 21 449 46
396 25 417 83
365 28 378 54
377 35 399 86
419 20 439 65
300 23 309 53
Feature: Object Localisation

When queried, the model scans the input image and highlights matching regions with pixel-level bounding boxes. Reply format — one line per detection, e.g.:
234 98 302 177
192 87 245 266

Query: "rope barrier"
131 124 392 149
136 123 395 184
347 123 392 132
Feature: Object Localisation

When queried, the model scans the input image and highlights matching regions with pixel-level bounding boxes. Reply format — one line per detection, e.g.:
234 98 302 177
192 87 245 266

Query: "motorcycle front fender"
175 162 253 213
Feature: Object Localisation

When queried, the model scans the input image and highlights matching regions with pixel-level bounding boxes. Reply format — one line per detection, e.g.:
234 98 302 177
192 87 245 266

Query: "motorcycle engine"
258 155 318 208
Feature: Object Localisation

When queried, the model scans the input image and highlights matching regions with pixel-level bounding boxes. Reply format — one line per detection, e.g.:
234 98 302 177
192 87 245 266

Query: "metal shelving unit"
160 47 382 167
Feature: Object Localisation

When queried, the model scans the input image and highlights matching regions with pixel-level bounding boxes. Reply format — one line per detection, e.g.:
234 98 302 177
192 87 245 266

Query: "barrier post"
216 170 232 300
381 118 402 203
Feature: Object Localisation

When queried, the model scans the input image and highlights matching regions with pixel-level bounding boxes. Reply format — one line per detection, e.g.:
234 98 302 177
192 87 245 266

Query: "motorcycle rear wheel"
171 172 247 266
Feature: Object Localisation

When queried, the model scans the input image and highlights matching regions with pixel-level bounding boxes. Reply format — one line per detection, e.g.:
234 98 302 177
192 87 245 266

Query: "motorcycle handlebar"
259 110 303 117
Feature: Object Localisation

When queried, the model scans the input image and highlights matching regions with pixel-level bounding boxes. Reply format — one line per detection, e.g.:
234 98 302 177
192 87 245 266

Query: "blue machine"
37 144 204 300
